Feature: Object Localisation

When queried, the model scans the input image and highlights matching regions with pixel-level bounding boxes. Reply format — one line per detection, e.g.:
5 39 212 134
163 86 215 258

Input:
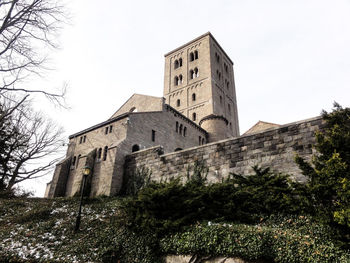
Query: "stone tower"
163 32 239 142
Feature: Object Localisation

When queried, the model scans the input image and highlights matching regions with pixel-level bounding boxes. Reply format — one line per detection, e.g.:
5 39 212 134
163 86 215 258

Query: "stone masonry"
124 116 324 183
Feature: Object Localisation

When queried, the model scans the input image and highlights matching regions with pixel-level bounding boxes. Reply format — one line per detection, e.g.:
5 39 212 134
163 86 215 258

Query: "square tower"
163 32 240 139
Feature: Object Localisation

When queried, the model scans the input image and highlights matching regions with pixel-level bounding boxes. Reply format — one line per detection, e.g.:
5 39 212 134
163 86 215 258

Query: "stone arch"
132 144 140 152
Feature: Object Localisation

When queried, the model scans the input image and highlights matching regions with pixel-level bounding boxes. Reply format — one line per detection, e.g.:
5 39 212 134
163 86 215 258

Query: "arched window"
174 60 179 69
192 112 196 121
194 50 198 60
192 93 196 101
194 68 199 78
132 144 140 152
179 74 183 84
176 121 179 133
190 52 194 61
183 127 187 137
190 69 194 79
179 124 183 135
226 81 230 89
174 76 179 86
103 146 108 161
176 99 180 107
97 148 102 159
179 58 183 67
72 156 76 166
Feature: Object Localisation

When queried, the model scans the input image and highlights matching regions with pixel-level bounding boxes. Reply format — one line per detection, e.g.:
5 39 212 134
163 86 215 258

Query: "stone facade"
124 116 324 184
46 33 323 198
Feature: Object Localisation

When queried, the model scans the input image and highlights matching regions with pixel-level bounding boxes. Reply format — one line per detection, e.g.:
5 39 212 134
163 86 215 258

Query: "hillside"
1 197 350 263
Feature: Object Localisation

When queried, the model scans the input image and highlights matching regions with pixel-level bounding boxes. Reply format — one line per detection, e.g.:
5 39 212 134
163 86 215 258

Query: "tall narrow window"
179 124 183 135
190 52 194 61
179 74 183 84
83 135 86 143
174 76 179 86
174 60 179 69
194 50 198 60
105 127 108 135
228 104 231 114
179 58 183 67
109 125 113 133
199 136 202 145
176 99 180 107
192 112 196 121
151 130 156 142
183 127 187 137
103 146 108 161
189 69 194 79
220 96 223 104
192 93 196 101
72 156 76 166
76 154 81 168
97 148 102 159
79 137 83 144
176 121 179 133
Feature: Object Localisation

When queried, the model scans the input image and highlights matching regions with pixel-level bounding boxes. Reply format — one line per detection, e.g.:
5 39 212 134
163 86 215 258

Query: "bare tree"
0 96 64 195
0 0 66 102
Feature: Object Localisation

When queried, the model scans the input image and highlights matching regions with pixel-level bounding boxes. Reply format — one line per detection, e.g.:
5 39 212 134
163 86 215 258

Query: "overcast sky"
21 0 350 196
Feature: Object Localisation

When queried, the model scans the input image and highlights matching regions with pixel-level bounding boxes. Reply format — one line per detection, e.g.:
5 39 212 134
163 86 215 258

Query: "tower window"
176 121 179 133
190 69 194 79
174 76 179 86
192 112 196 121
215 52 220 63
183 127 187 137
224 63 228 73
105 127 109 135
179 74 183 84
103 146 108 161
226 81 230 89
176 99 180 107
179 58 183 67
132 144 140 152
190 52 194 61
179 124 183 135
76 154 81 168
194 50 198 60
109 125 113 133
192 93 196 101
230 122 232 130
152 130 156 142
79 137 83 144
72 156 76 166
194 68 199 78
83 135 86 143
174 60 179 69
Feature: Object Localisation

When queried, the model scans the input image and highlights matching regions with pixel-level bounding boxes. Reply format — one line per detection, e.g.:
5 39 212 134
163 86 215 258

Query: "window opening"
176 99 180 107
109 125 113 133
72 156 76 166
176 121 179 132
103 146 108 161
183 127 187 137
179 74 183 84
174 76 179 86
179 124 183 135
175 148 183 152
76 154 81 168
179 58 183 67
105 127 108 135
97 148 102 159
192 112 196 121
79 137 83 144
174 60 179 69
194 67 199 78
132 144 140 152
192 93 196 101
190 52 194 61
194 50 198 60
152 130 156 142
199 136 202 145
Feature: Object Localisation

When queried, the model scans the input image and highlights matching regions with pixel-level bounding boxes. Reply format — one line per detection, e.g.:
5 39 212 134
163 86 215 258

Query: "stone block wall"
124 116 324 183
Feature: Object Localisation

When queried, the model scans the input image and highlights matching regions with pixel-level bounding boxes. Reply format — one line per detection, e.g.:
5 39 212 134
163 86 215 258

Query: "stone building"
46 32 242 197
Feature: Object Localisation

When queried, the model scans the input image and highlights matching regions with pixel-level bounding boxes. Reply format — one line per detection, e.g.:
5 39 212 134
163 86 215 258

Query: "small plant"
124 166 152 196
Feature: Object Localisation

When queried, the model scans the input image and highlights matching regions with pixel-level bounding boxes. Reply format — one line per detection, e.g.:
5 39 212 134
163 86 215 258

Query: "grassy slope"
1 197 350 263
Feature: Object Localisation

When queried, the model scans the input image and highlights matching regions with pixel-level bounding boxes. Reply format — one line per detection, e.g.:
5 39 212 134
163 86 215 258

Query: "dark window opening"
176 121 179 132
152 130 156 142
72 156 76 166
174 76 179 86
76 154 81 168
179 58 183 67
190 52 194 61
105 127 108 135
174 60 179 69
183 127 187 137
175 148 183 152
83 135 86 143
179 124 183 135
103 146 108 161
194 67 199 78
194 50 198 60
79 137 83 144
179 74 183 84
192 112 196 121
132 144 140 152
192 93 196 101
226 81 230 89
176 99 180 107
109 125 113 133
199 136 202 145
190 69 194 79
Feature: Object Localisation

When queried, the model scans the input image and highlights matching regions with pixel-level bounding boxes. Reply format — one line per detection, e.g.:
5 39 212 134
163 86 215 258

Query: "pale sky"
20 0 350 196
